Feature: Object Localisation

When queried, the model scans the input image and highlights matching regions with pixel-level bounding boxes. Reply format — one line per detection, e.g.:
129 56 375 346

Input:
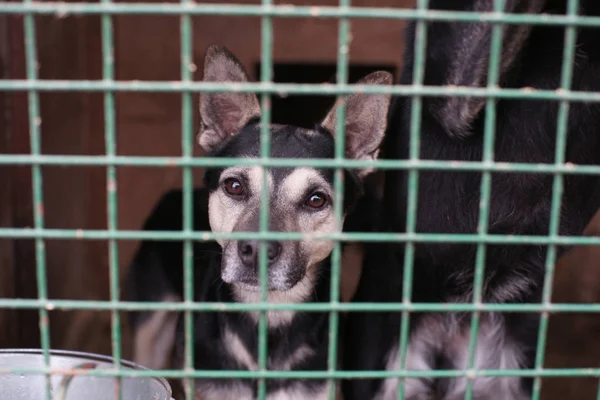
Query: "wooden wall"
0 12 18 348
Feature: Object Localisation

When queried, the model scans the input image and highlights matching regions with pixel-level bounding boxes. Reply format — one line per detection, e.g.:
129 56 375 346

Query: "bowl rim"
0 348 172 396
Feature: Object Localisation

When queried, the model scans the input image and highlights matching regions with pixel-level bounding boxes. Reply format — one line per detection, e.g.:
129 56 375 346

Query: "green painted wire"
4 79 600 103
463 0 505 398
258 1 273 398
4 154 600 175
179 0 195 398
397 0 428 399
3 2 600 28
325 0 350 397
22 0 52 398
0 80 591 102
99 0 123 396
531 0 580 398
3 227 600 246
3 365 599 380
1 298 599 314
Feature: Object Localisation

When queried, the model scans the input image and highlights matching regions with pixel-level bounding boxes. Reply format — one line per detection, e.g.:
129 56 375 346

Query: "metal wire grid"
1 1 600 400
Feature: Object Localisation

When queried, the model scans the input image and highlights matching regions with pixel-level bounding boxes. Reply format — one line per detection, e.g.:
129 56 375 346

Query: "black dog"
126 45 392 399
343 1 600 399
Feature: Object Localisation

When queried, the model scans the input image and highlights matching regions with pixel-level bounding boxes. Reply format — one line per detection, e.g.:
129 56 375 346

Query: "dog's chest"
375 314 528 400
221 328 317 371
193 329 327 400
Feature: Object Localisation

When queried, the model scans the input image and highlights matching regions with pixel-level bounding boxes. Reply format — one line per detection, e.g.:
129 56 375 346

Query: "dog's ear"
321 71 392 179
430 0 547 138
198 45 261 152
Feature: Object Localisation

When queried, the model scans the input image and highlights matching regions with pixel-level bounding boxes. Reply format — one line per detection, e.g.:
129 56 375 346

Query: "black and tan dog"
125 44 392 399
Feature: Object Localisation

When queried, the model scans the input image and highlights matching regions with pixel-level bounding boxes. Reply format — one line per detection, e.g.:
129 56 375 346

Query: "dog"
125 44 392 400
343 1 600 399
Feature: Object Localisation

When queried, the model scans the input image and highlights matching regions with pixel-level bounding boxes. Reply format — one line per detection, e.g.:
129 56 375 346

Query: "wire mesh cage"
1 0 600 400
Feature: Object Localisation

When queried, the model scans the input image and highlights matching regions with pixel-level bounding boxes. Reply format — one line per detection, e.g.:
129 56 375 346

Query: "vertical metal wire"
327 0 350 398
180 0 195 399
22 1 51 398
100 0 122 396
396 0 428 398
531 0 579 398
258 0 274 398
463 0 505 399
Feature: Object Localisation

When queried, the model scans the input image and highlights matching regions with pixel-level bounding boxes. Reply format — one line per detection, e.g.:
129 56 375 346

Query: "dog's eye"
306 192 327 209
223 178 245 196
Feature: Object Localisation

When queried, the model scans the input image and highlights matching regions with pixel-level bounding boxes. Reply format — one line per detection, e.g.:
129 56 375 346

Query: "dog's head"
198 45 392 295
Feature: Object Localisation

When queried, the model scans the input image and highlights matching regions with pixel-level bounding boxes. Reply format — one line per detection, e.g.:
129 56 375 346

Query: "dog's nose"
237 240 282 267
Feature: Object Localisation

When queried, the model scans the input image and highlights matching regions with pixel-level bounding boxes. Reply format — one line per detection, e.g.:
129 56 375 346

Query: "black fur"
343 1 600 399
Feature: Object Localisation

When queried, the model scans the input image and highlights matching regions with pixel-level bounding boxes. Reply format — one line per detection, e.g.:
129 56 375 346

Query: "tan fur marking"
266 383 332 400
209 165 265 248
133 294 181 370
223 328 257 371
276 167 337 266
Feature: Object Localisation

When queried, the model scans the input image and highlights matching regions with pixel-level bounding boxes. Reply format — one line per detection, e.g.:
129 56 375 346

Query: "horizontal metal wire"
2 80 600 103
3 366 599 379
0 2 598 28
1 298 598 313
0 155 599 175
1 228 600 245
